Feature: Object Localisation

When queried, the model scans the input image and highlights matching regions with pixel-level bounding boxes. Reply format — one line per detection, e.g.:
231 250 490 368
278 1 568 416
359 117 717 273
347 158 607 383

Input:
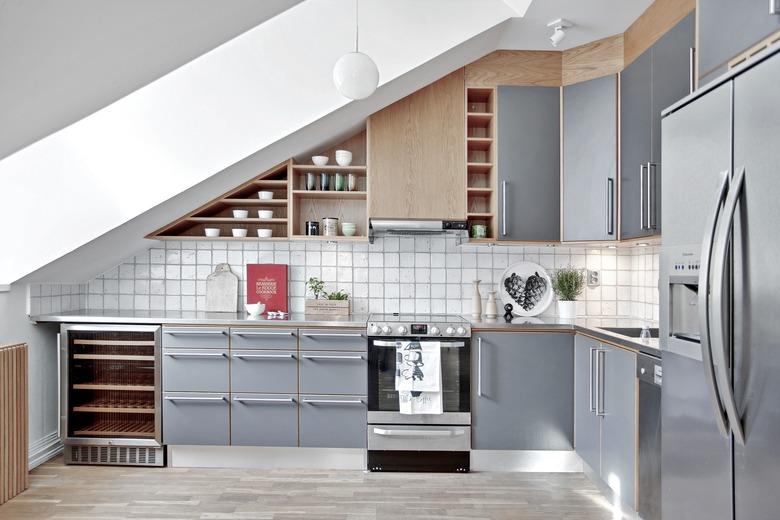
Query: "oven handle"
372 427 464 437
370 340 467 348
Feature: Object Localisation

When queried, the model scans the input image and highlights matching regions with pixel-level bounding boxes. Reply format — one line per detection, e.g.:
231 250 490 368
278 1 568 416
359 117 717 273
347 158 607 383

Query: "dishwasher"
637 352 662 520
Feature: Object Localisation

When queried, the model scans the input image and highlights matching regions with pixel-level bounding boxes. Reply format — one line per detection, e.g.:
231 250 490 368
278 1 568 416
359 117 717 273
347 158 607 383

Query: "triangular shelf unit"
147 129 369 241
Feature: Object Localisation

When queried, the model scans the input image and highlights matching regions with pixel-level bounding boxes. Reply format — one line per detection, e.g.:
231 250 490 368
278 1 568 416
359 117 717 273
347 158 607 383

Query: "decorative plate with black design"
498 262 554 317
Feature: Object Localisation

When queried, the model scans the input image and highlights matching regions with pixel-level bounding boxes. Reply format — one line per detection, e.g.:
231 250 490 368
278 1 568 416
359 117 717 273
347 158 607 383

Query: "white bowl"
257 210 274 219
244 302 266 316
312 156 329 166
232 228 248 237
204 228 220 237
335 150 353 166
258 191 274 200
341 224 357 237
257 228 273 238
232 209 249 219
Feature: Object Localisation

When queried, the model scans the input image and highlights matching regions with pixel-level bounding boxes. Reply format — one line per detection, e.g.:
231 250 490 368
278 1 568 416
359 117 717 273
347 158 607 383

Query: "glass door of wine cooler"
61 324 162 447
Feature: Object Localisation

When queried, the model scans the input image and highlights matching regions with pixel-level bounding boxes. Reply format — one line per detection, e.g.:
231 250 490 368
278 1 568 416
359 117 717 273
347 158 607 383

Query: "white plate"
498 261 553 317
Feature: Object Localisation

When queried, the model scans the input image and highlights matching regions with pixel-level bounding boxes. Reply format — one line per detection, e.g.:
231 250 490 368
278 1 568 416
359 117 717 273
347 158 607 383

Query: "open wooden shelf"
466 87 497 241
253 179 288 188
467 187 493 194
467 212 494 218
74 418 156 438
291 164 367 172
291 190 366 200
188 217 287 224
467 162 494 173
467 137 493 151
221 199 287 206
289 235 368 241
73 397 155 414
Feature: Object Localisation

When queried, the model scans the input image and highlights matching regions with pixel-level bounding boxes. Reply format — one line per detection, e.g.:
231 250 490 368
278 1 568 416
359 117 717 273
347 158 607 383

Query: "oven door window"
368 340 470 412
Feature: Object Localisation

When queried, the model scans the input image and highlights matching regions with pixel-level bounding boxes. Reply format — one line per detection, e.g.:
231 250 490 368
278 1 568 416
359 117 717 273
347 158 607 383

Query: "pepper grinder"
503 303 514 323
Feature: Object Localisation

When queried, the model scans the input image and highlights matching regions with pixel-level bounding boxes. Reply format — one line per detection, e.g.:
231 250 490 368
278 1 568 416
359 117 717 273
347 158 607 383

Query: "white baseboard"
169 446 367 470
29 431 63 469
471 450 583 472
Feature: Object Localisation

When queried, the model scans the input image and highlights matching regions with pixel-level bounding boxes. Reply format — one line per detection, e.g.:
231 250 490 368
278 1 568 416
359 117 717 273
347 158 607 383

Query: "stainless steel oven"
366 314 471 472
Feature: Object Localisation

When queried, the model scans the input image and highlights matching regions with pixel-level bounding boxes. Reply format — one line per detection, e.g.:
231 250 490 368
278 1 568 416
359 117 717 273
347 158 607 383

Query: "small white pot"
558 300 577 320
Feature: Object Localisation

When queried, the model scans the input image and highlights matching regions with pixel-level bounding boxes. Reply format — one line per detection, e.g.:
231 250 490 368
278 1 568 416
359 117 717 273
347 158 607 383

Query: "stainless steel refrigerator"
660 44 780 519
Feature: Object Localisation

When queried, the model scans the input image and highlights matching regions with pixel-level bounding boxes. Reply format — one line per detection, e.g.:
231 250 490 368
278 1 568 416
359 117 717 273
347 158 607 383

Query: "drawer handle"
164 330 226 336
233 397 295 404
163 352 226 358
371 340 466 348
302 333 365 338
232 331 295 337
301 355 364 360
232 353 295 359
302 398 363 405
373 427 463 437
164 396 226 403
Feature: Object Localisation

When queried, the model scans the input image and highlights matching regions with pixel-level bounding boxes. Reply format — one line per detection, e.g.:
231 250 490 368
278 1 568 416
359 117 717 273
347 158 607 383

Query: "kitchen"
0 0 778 518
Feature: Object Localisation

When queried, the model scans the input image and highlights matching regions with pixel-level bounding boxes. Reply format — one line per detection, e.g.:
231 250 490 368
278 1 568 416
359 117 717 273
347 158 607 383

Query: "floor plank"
0 457 624 519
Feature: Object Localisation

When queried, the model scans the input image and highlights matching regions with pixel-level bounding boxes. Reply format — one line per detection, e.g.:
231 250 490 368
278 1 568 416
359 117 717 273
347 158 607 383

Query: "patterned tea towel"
394 341 442 414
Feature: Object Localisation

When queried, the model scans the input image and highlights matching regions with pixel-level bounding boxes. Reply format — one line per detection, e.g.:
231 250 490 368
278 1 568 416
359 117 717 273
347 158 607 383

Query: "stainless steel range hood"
368 219 467 243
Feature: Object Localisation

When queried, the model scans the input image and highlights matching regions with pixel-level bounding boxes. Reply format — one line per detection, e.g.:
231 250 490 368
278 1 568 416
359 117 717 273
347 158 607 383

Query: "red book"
246 264 288 312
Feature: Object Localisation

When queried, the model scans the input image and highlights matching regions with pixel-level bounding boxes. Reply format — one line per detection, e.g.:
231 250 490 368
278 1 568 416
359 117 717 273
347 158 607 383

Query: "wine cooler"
60 324 164 466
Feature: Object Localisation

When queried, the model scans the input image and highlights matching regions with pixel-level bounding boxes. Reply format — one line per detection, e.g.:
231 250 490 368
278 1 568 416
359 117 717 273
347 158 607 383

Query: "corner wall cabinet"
465 87 497 240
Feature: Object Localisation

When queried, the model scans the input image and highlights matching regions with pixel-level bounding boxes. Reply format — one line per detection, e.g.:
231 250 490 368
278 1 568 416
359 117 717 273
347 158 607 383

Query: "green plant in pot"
551 266 584 320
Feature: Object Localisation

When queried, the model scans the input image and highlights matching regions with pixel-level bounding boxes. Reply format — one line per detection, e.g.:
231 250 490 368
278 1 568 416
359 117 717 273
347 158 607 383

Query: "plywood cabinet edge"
624 0 696 66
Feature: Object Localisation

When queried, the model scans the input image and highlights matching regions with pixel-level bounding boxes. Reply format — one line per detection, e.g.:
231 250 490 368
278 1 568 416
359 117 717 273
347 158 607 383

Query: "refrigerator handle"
711 166 747 445
698 170 731 438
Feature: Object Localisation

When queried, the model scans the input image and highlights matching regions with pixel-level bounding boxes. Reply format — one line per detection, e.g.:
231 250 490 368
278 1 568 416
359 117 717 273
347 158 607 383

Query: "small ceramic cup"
471 224 487 239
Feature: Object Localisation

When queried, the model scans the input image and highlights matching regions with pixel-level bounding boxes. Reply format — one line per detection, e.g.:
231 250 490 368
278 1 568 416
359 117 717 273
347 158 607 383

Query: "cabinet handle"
301 354 364 360
689 47 696 93
163 352 226 358
373 428 462 437
301 333 364 338
771 0 779 15
164 330 225 336
589 347 597 413
371 340 466 348
639 163 647 230
164 396 226 403
232 353 295 359
596 349 606 416
501 180 508 236
477 337 483 398
302 398 364 405
233 397 295 404
233 331 294 337
606 178 615 235
649 163 658 229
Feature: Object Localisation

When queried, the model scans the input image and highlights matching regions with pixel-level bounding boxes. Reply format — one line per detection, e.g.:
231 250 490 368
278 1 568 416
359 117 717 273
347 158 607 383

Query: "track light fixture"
547 18 573 48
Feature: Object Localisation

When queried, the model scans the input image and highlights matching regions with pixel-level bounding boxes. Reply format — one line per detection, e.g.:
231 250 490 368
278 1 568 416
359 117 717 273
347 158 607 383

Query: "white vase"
558 300 577 320
485 290 498 319
471 280 483 319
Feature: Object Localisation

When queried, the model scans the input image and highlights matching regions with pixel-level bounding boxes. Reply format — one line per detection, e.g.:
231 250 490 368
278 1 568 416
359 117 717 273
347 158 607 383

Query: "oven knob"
445 326 455 336
429 326 440 335
397 325 408 335
456 326 467 336
381 325 392 335
369 324 380 335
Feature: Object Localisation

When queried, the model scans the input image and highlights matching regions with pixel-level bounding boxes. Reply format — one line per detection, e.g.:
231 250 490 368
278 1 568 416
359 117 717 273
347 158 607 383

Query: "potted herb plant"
551 266 584 320
305 277 350 316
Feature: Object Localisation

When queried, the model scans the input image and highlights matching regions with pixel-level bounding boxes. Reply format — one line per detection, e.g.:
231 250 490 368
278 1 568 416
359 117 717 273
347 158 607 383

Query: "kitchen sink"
600 327 659 339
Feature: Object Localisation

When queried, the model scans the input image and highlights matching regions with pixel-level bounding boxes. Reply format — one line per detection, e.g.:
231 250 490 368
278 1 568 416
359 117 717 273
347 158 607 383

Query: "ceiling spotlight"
547 18 573 48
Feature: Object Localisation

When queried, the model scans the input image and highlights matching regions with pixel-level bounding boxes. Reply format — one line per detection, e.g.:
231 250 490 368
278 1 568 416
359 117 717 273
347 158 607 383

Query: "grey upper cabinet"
497 86 560 242
472 332 574 450
621 12 694 240
574 335 601 472
698 0 780 85
562 75 618 242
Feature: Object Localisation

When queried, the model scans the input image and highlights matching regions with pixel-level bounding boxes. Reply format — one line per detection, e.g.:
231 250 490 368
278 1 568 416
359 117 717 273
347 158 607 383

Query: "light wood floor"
0 457 624 519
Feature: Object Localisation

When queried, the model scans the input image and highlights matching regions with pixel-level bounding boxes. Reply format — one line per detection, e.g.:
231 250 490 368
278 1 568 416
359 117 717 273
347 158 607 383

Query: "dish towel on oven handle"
394 340 442 415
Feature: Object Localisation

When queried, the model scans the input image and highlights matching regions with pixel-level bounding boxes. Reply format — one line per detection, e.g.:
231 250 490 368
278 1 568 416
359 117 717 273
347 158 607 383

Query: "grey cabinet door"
574 335 601 473
231 350 298 393
563 75 617 242
162 327 228 349
698 0 780 85
231 393 298 447
299 395 367 448
620 50 652 240
229 328 297 350
162 348 229 392
299 350 367 395
163 392 229 445
496 86 560 242
600 344 637 509
472 332 574 450
298 329 366 351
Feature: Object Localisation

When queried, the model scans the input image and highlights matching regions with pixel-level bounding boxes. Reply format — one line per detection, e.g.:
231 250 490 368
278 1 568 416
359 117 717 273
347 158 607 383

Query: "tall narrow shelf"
466 87 497 239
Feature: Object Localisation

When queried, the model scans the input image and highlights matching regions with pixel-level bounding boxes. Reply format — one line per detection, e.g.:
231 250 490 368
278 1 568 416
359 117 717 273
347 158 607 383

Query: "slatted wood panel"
0 344 28 506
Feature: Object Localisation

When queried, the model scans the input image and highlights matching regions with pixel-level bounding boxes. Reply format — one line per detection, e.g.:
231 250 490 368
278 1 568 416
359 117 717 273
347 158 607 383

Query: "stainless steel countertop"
32 310 660 358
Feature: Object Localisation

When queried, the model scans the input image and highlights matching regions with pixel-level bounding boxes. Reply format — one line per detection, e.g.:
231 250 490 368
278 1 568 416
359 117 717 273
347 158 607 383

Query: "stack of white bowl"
335 150 352 166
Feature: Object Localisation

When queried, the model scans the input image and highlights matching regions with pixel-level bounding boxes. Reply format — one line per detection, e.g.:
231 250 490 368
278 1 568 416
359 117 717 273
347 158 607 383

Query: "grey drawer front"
162 327 228 349
163 392 229 445
299 329 366 351
162 348 229 392
231 350 298 393
231 393 298 447
299 351 367 395
230 328 298 350
368 424 470 451
299 395 367 448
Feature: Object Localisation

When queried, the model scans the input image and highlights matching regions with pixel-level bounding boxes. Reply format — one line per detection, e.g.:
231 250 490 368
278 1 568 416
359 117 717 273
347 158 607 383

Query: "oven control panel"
368 322 470 337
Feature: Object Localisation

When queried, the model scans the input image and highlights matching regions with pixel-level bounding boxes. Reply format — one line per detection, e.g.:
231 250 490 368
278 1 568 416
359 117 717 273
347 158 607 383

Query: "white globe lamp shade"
333 51 379 100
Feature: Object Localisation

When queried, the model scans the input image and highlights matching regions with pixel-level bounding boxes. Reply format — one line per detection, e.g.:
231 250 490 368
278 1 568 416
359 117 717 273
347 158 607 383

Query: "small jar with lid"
322 217 339 237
